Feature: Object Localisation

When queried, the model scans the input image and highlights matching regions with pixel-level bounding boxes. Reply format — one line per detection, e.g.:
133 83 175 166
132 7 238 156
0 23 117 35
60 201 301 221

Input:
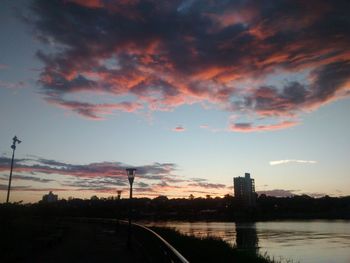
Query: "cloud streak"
230 120 299 132
0 156 228 197
257 189 296 197
269 159 317 166
24 0 350 131
0 80 26 90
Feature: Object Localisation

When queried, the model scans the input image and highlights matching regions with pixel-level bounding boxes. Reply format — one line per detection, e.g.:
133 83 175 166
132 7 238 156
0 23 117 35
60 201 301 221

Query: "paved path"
1 218 149 263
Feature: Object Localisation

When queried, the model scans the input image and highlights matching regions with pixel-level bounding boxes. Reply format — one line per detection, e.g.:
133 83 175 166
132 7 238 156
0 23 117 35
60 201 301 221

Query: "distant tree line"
1 194 350 221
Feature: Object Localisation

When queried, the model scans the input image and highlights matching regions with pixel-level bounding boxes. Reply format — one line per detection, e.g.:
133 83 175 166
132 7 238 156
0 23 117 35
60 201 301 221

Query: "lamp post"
126 168 136 248
117 190 122 200
6 136 22 203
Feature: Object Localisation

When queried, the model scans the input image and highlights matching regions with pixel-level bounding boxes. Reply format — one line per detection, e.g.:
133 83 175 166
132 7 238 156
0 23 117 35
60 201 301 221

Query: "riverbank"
147 220 350 263
1 204 349 263
0 214 282 263
151 226 276 263
1 196 350 222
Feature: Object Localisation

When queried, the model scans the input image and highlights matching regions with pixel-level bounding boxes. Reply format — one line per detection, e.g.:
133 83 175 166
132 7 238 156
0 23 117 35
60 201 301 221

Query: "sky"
0 0 349 203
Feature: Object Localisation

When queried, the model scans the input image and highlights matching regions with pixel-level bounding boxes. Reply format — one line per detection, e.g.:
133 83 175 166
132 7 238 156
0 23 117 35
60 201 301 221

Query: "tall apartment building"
234 173 256 206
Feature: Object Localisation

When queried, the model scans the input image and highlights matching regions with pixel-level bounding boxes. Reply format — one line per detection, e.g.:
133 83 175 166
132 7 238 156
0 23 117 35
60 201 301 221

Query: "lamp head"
126 168 136 185
13 136 22 144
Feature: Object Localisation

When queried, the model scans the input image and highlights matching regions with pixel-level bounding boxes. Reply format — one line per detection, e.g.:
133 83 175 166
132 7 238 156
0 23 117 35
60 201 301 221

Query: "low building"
234 173 256 207
42 191 58 203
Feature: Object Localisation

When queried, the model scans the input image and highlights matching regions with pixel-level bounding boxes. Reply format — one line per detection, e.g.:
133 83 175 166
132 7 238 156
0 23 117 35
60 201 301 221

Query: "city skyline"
1 0 349 202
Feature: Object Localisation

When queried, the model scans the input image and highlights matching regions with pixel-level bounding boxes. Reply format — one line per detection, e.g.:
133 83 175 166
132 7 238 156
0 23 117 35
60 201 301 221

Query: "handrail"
132 222 190 263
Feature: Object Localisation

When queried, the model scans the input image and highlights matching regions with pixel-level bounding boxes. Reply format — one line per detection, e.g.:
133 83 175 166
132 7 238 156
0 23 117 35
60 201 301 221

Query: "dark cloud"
137 182 150 188
45 96 142 120
230 120 298 132
0 183 68 192
13 174 55 183
238 61 350 117
309 60 350 103
257 189 297 197
188 182 227 189
190 178 208 183
61 177 126 189
0 183 30 191
0 155 230 196
25 0 350 129
0 156 179 183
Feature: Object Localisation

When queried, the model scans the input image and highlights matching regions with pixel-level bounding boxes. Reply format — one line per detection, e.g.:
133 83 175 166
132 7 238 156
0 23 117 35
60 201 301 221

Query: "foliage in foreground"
152 226 273 263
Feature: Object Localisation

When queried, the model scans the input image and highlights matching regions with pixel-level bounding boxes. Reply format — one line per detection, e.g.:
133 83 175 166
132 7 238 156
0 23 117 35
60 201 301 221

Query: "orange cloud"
29 0 350 131
0 156 230 199
230 120 299 132
172 126 186 132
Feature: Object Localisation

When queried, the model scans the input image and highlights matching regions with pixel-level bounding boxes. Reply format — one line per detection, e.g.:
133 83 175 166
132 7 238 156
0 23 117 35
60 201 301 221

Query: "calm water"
146 220 350 263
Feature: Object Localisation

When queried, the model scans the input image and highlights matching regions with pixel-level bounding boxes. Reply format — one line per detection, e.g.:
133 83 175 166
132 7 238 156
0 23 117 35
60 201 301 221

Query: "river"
146 220 350 263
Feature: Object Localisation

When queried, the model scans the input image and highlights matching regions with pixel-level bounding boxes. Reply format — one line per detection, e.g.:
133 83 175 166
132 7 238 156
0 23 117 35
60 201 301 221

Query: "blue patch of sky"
263 69 311 89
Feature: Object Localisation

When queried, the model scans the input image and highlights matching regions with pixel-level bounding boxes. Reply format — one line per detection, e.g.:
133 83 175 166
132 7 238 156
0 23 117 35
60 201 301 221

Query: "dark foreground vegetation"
1 194 349 221
0 213 277 263
0 210 282 263
151 226 273 263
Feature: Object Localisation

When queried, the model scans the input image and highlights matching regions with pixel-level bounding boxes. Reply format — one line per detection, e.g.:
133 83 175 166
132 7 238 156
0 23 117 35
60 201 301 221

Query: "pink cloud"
0 156 231 198
46 97 143 120
230 120 299 132
28 0 350 130
172 126 186 132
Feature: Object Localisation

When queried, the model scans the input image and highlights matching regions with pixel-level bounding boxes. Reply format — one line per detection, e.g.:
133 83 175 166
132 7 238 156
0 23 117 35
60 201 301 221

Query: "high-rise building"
234 173 256 206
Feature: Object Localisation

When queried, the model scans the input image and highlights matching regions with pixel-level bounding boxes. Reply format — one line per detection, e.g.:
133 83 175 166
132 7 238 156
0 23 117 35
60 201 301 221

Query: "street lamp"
126 168 136 248
6 136 22 203
117 190 122 200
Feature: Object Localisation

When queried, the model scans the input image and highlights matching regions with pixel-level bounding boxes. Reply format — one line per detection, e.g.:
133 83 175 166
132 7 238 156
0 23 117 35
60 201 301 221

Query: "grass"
151 227 298 263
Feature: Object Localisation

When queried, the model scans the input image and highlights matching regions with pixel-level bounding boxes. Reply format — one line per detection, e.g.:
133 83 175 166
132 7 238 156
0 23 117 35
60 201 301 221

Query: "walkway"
1 217 147 262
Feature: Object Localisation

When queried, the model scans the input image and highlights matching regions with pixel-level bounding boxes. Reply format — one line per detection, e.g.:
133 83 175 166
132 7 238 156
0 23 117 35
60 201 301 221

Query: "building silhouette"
234 173 256 206
42 191 58 203
235 222 259 252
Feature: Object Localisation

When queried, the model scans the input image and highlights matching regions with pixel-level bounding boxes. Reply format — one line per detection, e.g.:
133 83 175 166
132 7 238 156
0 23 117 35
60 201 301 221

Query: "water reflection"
145 220 350 263
235 222 259 254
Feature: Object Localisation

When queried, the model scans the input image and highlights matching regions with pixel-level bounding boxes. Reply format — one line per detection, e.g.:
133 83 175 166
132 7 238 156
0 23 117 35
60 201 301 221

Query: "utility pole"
6 136 21 203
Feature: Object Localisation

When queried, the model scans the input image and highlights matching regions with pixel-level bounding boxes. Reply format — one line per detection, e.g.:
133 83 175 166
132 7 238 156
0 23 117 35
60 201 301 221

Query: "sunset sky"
1 0 349 203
